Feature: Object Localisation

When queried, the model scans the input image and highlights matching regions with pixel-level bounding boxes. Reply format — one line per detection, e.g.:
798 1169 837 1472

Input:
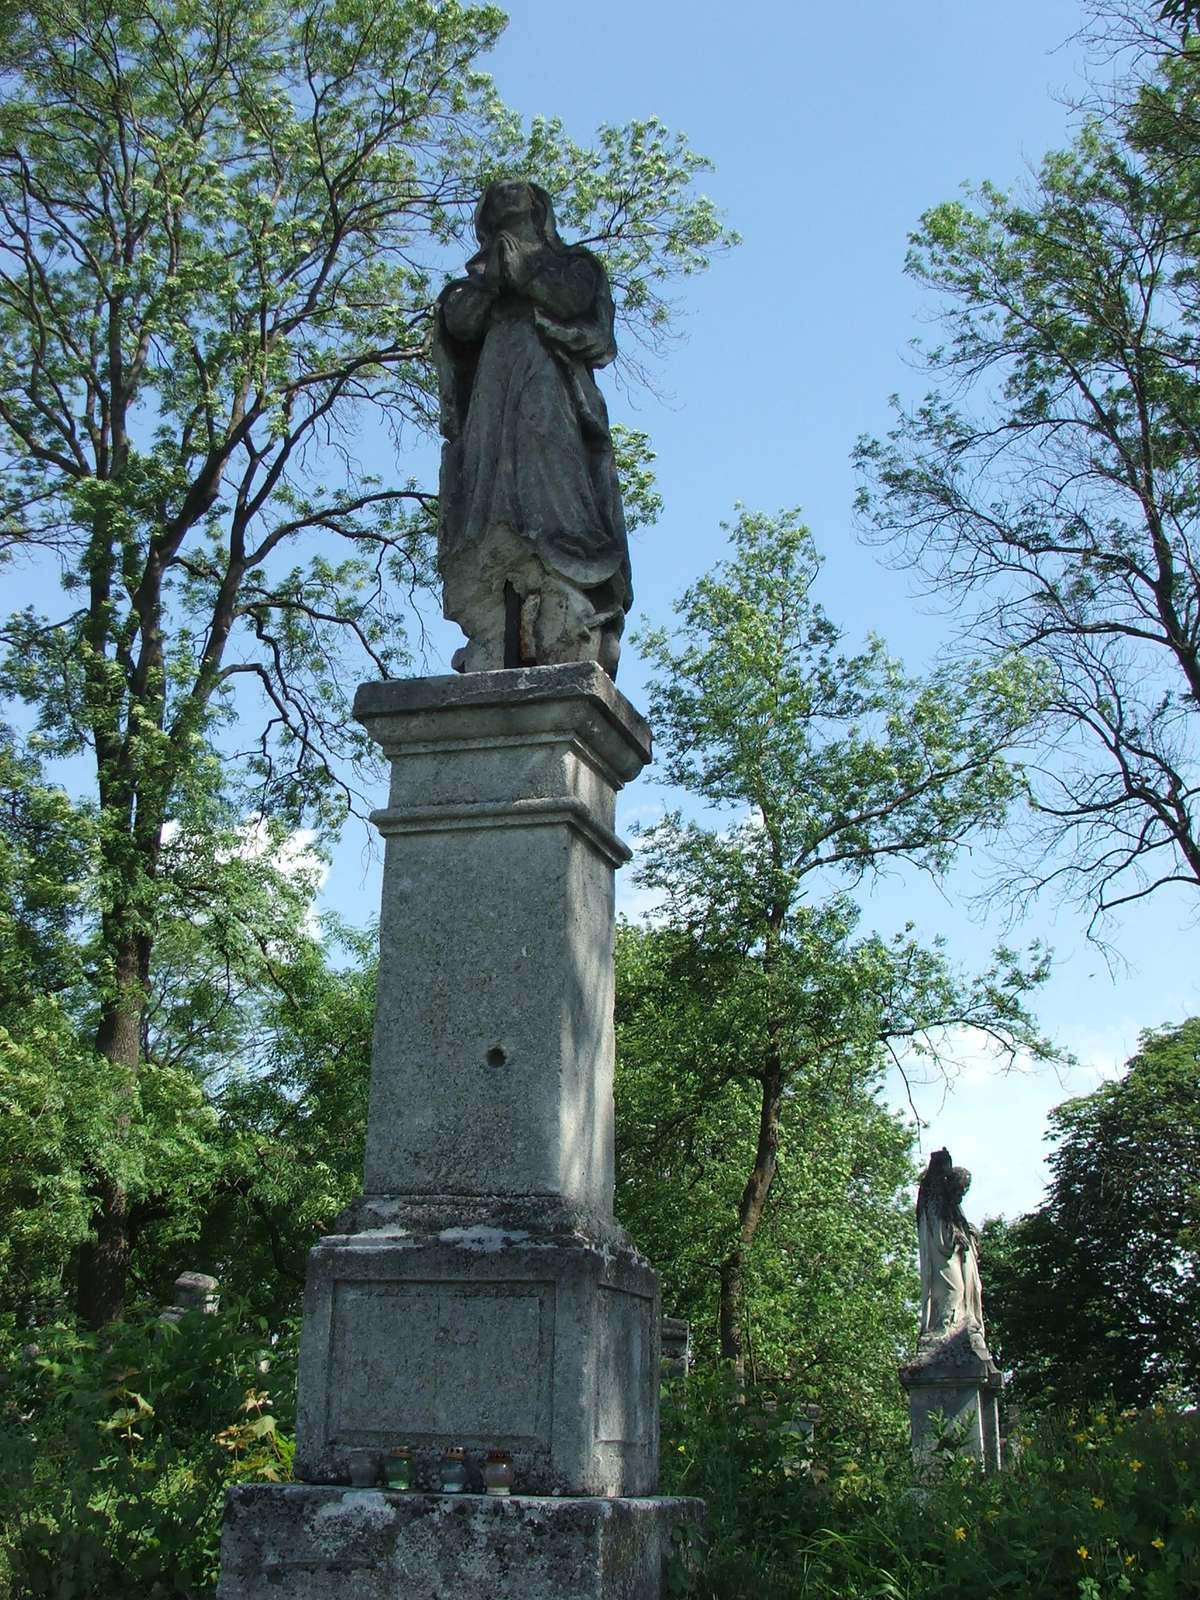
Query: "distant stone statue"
433 178 631 677
902 1148 1001 1469
917 1149 985 1339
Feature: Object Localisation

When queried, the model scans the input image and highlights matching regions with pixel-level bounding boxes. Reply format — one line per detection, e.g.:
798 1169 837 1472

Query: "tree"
627 508 1058 1378
0 726 99 1322
1155 1 1200 34
0 723 353 1323
983 1019 1200 1410
855 39 1200 934
191 918 378 1312
0 0 730 1324
614 920 917 1443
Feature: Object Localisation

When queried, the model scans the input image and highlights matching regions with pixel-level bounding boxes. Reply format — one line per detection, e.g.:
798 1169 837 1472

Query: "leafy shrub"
0 1306 297 1599
663 1383 1200 1599
660 1371 910 1596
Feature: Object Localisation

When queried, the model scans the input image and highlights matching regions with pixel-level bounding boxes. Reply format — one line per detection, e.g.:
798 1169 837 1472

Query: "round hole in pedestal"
486 1045 507 1068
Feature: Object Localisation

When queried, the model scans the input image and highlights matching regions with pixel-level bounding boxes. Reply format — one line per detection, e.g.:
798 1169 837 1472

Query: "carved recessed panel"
327 1279 554 1447
594 1285 654 1445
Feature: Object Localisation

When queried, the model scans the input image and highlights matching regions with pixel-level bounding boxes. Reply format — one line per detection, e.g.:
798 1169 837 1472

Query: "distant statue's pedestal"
899 1326 1002 1472
217 665 702 1598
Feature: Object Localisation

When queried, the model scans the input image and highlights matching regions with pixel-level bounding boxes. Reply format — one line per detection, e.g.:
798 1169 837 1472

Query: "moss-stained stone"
217 1487 704 1600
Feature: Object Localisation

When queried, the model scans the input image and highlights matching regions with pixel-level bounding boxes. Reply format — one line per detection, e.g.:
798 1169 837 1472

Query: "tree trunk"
718 1056 784 1382
76 1173 132 1329
76 922 145 1328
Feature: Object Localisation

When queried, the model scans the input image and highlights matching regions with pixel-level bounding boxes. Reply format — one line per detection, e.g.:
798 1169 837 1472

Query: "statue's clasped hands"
478 230 530 295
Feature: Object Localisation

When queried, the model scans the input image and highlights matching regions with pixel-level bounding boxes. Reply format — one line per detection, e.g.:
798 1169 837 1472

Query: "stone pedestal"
219 1487 705 1600
218 665 700 1596
292 1216 659 1496
899 1327 1003 1471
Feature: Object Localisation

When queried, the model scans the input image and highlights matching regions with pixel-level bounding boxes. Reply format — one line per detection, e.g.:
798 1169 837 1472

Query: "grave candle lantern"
385 1448 412 1490
440 1446 467 1493
483 1450 514 1496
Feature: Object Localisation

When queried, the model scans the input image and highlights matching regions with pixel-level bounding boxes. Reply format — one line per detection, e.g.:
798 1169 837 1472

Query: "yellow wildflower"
1077 1545 1089 1561
1091 1495 1104 1509
1075 1431 1089 1444
1128 1458 1144 1472
1095 1412 1107 1426
952 1526 967 1542
1125 1554 1136 1568
1151 1537 1165 1551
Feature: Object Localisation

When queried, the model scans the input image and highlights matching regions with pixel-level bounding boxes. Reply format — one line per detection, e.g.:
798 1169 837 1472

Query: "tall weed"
0 1306 297 1599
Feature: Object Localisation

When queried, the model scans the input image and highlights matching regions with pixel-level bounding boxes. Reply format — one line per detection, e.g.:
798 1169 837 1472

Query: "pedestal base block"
899 1329 1003 1471
217 1486 705 1600
294 1219 660 1496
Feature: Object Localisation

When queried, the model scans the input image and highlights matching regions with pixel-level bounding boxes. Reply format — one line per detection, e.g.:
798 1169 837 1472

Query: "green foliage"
0 731 363 1320
983 1020 1200 1412
855 35 1200 928
0 1306 297 1598
616 920 916 1439
639 509 1044 883
659 1371 908 1599
196 920 377 1309
623 507 1058 1373
662 1392 1200 1600
1 701 377 1321
0 729 99 1319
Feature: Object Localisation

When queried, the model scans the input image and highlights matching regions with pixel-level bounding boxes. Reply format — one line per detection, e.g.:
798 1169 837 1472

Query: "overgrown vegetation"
4 1327 1196 1600
0 1306 297 1598
661 1382 1200 1600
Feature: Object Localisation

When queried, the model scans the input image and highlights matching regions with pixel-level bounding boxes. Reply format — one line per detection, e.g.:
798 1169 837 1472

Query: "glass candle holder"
483 1450 514 1496
440 1446 467 1493
385 1448 412 1490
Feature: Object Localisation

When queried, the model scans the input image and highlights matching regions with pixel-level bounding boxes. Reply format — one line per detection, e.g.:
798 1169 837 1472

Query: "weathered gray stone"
660 1317 691 1380
218 1487 704 1600
293 1225 660 1495
218 663 700 1594
899 1331 1003 1472
291 665 660 1497
352 664 650 1214
917 1148 987 1344
432 182 631 677
160 1270 220 1325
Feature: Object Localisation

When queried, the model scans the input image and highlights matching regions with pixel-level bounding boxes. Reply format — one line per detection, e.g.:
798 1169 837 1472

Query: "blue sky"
437 0 1197 1222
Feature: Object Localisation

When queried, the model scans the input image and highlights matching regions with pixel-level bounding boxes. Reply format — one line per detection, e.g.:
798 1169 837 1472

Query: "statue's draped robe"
433 242 631 664
918 1204 985 1338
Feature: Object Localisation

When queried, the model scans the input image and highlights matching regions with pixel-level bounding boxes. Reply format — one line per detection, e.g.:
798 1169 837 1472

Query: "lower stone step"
217 1485 704 1600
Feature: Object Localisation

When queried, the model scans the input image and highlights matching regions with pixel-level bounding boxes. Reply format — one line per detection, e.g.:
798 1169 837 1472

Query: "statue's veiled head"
917 1148 974 1220
474 178 563 250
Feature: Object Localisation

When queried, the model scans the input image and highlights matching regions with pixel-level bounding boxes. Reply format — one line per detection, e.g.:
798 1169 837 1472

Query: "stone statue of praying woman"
916 1148 986 1341
432 178 632 677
